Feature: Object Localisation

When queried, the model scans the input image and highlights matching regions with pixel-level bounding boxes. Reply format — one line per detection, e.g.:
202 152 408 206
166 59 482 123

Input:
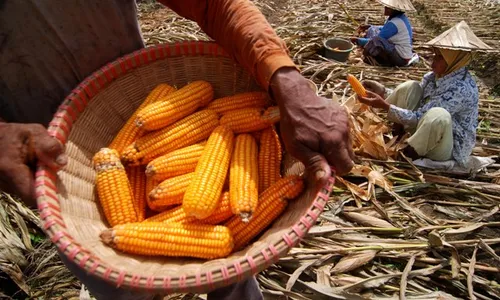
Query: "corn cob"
229 134 259 222
127 166 147 221
135 81 213 131
148 172 194 211
225 175 304 250
347 74 367 97
109 84 176 153
100 222 233 259
258 127 282 191
220 107 280 133
145 142 205 181
183 126 234 219
145 192 232 225
206 92 268 115
121 109 219 165
250 130 263 142
92 148 137 226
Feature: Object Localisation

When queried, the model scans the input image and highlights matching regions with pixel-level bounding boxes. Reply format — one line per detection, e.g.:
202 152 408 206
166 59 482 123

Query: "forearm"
387 105 418 128
159 0 296 91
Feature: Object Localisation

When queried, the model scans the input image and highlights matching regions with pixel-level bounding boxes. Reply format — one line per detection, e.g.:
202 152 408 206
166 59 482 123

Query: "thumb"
35 136 67 169
293 145 332 191
25 124 67 169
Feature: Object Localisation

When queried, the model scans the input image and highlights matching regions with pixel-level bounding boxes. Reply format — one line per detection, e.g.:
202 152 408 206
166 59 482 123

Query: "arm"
378 22 398 40
159 0 355 178
158 0 296 91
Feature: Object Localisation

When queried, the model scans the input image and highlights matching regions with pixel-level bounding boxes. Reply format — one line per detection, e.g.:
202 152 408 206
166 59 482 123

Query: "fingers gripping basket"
35 41 335 294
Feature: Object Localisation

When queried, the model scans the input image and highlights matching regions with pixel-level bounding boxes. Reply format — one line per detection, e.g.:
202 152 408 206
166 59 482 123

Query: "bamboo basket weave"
35 41 335 294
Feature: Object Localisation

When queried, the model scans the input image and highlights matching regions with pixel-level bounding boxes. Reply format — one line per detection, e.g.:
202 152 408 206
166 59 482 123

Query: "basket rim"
35 41 335 293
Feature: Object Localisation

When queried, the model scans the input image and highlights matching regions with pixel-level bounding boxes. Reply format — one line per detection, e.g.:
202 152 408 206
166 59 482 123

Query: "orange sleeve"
157 0 297 91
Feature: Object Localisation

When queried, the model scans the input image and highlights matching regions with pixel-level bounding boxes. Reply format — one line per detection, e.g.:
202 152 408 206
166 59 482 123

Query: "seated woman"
351 0 416 67
357 21 493 166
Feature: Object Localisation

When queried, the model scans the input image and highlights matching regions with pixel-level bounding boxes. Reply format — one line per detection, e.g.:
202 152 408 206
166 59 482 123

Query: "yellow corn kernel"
127 166 147 222
121 109 219 166
145 142 205 181
92 148 137 226
100 222 233 259
225 175 304 250
145 192 232 225
229 134 259 222
135 81 213 131
258 127 282 191
220 107 280 133
148 172 194 211
183 126 234 219
109 84 176 153
347 74 367 97
206 92 268 115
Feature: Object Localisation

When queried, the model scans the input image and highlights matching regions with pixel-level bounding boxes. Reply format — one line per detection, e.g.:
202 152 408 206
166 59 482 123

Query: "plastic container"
323 38 355 62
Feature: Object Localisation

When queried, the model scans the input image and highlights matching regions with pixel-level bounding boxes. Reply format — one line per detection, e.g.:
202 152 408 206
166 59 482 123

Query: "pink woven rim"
35 41 335 293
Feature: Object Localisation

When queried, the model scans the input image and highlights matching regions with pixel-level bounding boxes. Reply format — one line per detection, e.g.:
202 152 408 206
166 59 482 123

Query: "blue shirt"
358 13 413 59
388 68 479 166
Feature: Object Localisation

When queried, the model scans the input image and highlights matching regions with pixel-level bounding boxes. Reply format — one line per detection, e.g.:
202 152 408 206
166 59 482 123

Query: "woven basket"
35 41 335 294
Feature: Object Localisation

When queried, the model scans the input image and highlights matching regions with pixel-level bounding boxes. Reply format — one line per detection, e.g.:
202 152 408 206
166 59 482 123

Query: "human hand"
357 91 390 110
358 24 371 32
350 37 359 45
361 80 385 98
270 68 355 186
0 122 67 206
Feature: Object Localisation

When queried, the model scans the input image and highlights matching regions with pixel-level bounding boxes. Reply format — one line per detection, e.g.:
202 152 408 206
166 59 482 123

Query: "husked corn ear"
225 175 304 250
109 84 176 153
146 142 205 181
145 192 232 225
259 127 282 191
347 74 367 97
148 172 193 211
121 110 219 165
207 92 268 114
136 81 214 131
197 192 233 225
229 134 259 222
183 126 234 219
127 166 147 221
220 107 280 133
100 222 233 259
92 148 137 226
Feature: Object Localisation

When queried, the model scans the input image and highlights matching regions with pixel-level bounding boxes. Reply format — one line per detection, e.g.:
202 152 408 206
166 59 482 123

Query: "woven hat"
376 0 416 12
425 21 494 52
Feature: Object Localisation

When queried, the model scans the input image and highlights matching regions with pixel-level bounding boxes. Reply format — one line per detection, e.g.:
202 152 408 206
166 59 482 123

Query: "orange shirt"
1 0 295 125
160 0 297 91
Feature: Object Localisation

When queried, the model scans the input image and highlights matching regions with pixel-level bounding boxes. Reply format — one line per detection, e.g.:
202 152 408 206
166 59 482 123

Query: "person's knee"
399 80 421 92
425 107 452 126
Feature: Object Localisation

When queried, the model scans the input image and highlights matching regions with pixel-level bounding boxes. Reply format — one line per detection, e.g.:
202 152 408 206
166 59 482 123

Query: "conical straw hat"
375 0 416 12
426 21 494 52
